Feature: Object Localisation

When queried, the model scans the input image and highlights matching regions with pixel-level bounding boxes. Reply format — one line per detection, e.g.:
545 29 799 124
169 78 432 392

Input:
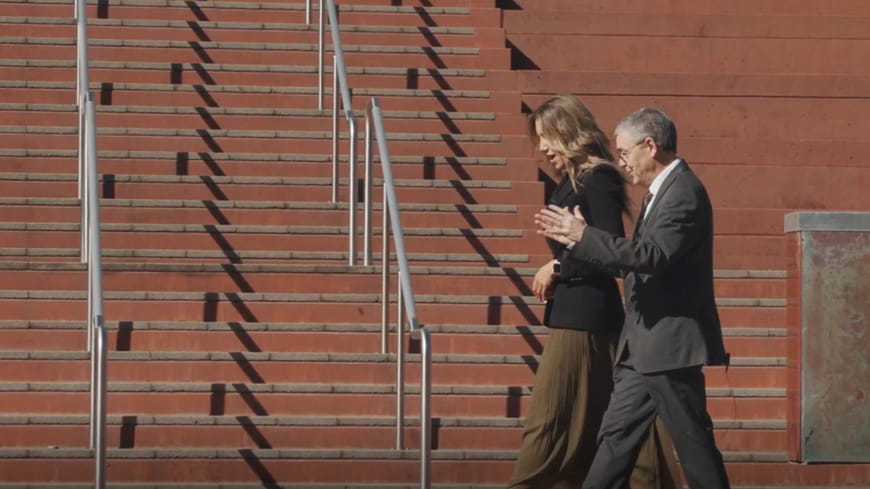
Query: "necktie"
638 192 653 222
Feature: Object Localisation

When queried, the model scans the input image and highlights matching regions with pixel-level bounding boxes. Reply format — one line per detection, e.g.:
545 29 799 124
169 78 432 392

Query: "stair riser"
9 66 519 91
0 329 788 358
2 457 869 485
0 361 785 393
0 268 785 300
0 157 523 181
0 205 530 229
0 181 541 204
0 201 797 241
0 298 787 328
4 87 521 113
1 109 527 135
0 23 483 48
0 424 787 451
0 44 510 69
0 6 500 28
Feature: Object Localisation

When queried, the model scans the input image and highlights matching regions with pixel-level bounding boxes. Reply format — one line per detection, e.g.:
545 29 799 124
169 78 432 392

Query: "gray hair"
614 107 677 153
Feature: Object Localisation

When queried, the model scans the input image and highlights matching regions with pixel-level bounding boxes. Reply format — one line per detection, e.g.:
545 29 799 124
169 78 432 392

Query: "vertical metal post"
331 55 339 204
347 117 358 267
317 0 324 110
420 329 431 488
305 0 311 25
363 107 373 266
381 186 390 354
395 276 404 449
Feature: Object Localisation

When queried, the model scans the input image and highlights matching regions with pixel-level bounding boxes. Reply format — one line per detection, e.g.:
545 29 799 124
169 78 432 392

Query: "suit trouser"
507 329 679 489
581 363 731 489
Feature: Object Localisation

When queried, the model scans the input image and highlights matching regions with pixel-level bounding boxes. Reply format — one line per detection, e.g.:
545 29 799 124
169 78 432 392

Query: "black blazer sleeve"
558 164 625 281
569 171 706 276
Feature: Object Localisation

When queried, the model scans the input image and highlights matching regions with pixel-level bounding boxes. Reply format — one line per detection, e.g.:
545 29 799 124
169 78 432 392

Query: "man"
535 107 731 489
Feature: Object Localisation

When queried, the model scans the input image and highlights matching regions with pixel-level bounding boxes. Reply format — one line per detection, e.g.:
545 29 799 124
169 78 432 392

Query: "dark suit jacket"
543 164 625 332
568 160 728 372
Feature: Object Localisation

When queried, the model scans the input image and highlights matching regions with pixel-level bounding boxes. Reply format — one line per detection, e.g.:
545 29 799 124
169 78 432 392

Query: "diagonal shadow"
431 90 456 113
421 46 446 69
185 0 209 20
193 85 219 107
187 20 211 41
227 321 261 351
448 180 476 204
196 107 221 129
236 415 272 448
189 41 215 64
230 352 265 384
233 383 268 413
196 129 223 152
417 26 441 47
192 63 217 85
200 152 226 176
440 134 466 157
435 112 460 134
412 6 437 27
239 449 278 486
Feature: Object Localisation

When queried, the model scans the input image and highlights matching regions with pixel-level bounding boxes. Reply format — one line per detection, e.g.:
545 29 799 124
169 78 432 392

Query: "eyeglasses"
617 141 646 162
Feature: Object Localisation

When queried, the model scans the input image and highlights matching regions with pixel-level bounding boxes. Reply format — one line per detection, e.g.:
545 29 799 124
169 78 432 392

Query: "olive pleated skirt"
507 328 680 489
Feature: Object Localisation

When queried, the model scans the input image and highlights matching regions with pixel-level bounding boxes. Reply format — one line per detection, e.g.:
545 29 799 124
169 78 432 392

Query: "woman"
508 95 679 489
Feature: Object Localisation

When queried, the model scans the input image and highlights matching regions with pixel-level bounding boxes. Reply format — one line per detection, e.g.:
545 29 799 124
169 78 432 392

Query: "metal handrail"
319 0 358 265
75 0 89 262
83 92 108 489
75 0 107 486
365 97 432 489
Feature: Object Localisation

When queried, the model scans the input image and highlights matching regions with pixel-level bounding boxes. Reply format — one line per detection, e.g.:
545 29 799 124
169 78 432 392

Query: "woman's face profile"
535 118 567 174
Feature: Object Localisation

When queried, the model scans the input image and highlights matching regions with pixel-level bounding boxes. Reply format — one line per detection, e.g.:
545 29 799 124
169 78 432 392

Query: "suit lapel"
635 159 687 235
548 175 576 207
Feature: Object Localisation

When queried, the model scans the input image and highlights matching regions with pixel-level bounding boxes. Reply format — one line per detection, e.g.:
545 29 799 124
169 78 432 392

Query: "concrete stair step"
0 414 788 452
0 17 498 48
0 172 541 204
0 350 786 389
0 247 534 266
2 81 522 113
0 224 786 269
0 59 519 91
0 103 528 135
5 447 858 486
0 0 502 27
0 290 786 327
0 129 522 158
0 36 509 69
0 198 531 229
0 195 800 238
0 325 787 358
0 149 517 180
0 260 787 298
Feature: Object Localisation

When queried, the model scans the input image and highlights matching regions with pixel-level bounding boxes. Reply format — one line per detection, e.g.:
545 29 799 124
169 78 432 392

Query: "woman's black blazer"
543 163 626 332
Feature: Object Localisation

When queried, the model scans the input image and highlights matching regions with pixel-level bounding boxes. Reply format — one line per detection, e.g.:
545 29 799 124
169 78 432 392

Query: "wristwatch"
552 260 561 275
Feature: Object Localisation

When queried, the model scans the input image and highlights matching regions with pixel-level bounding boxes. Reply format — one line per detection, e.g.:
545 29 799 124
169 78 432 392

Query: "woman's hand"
532 260 556 302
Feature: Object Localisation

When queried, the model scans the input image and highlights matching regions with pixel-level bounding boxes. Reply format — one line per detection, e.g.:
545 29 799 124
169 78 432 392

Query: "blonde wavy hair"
528 95 616 190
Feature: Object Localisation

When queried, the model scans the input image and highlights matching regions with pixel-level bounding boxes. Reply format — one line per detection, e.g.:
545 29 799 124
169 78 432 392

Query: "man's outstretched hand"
534 204 587 247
